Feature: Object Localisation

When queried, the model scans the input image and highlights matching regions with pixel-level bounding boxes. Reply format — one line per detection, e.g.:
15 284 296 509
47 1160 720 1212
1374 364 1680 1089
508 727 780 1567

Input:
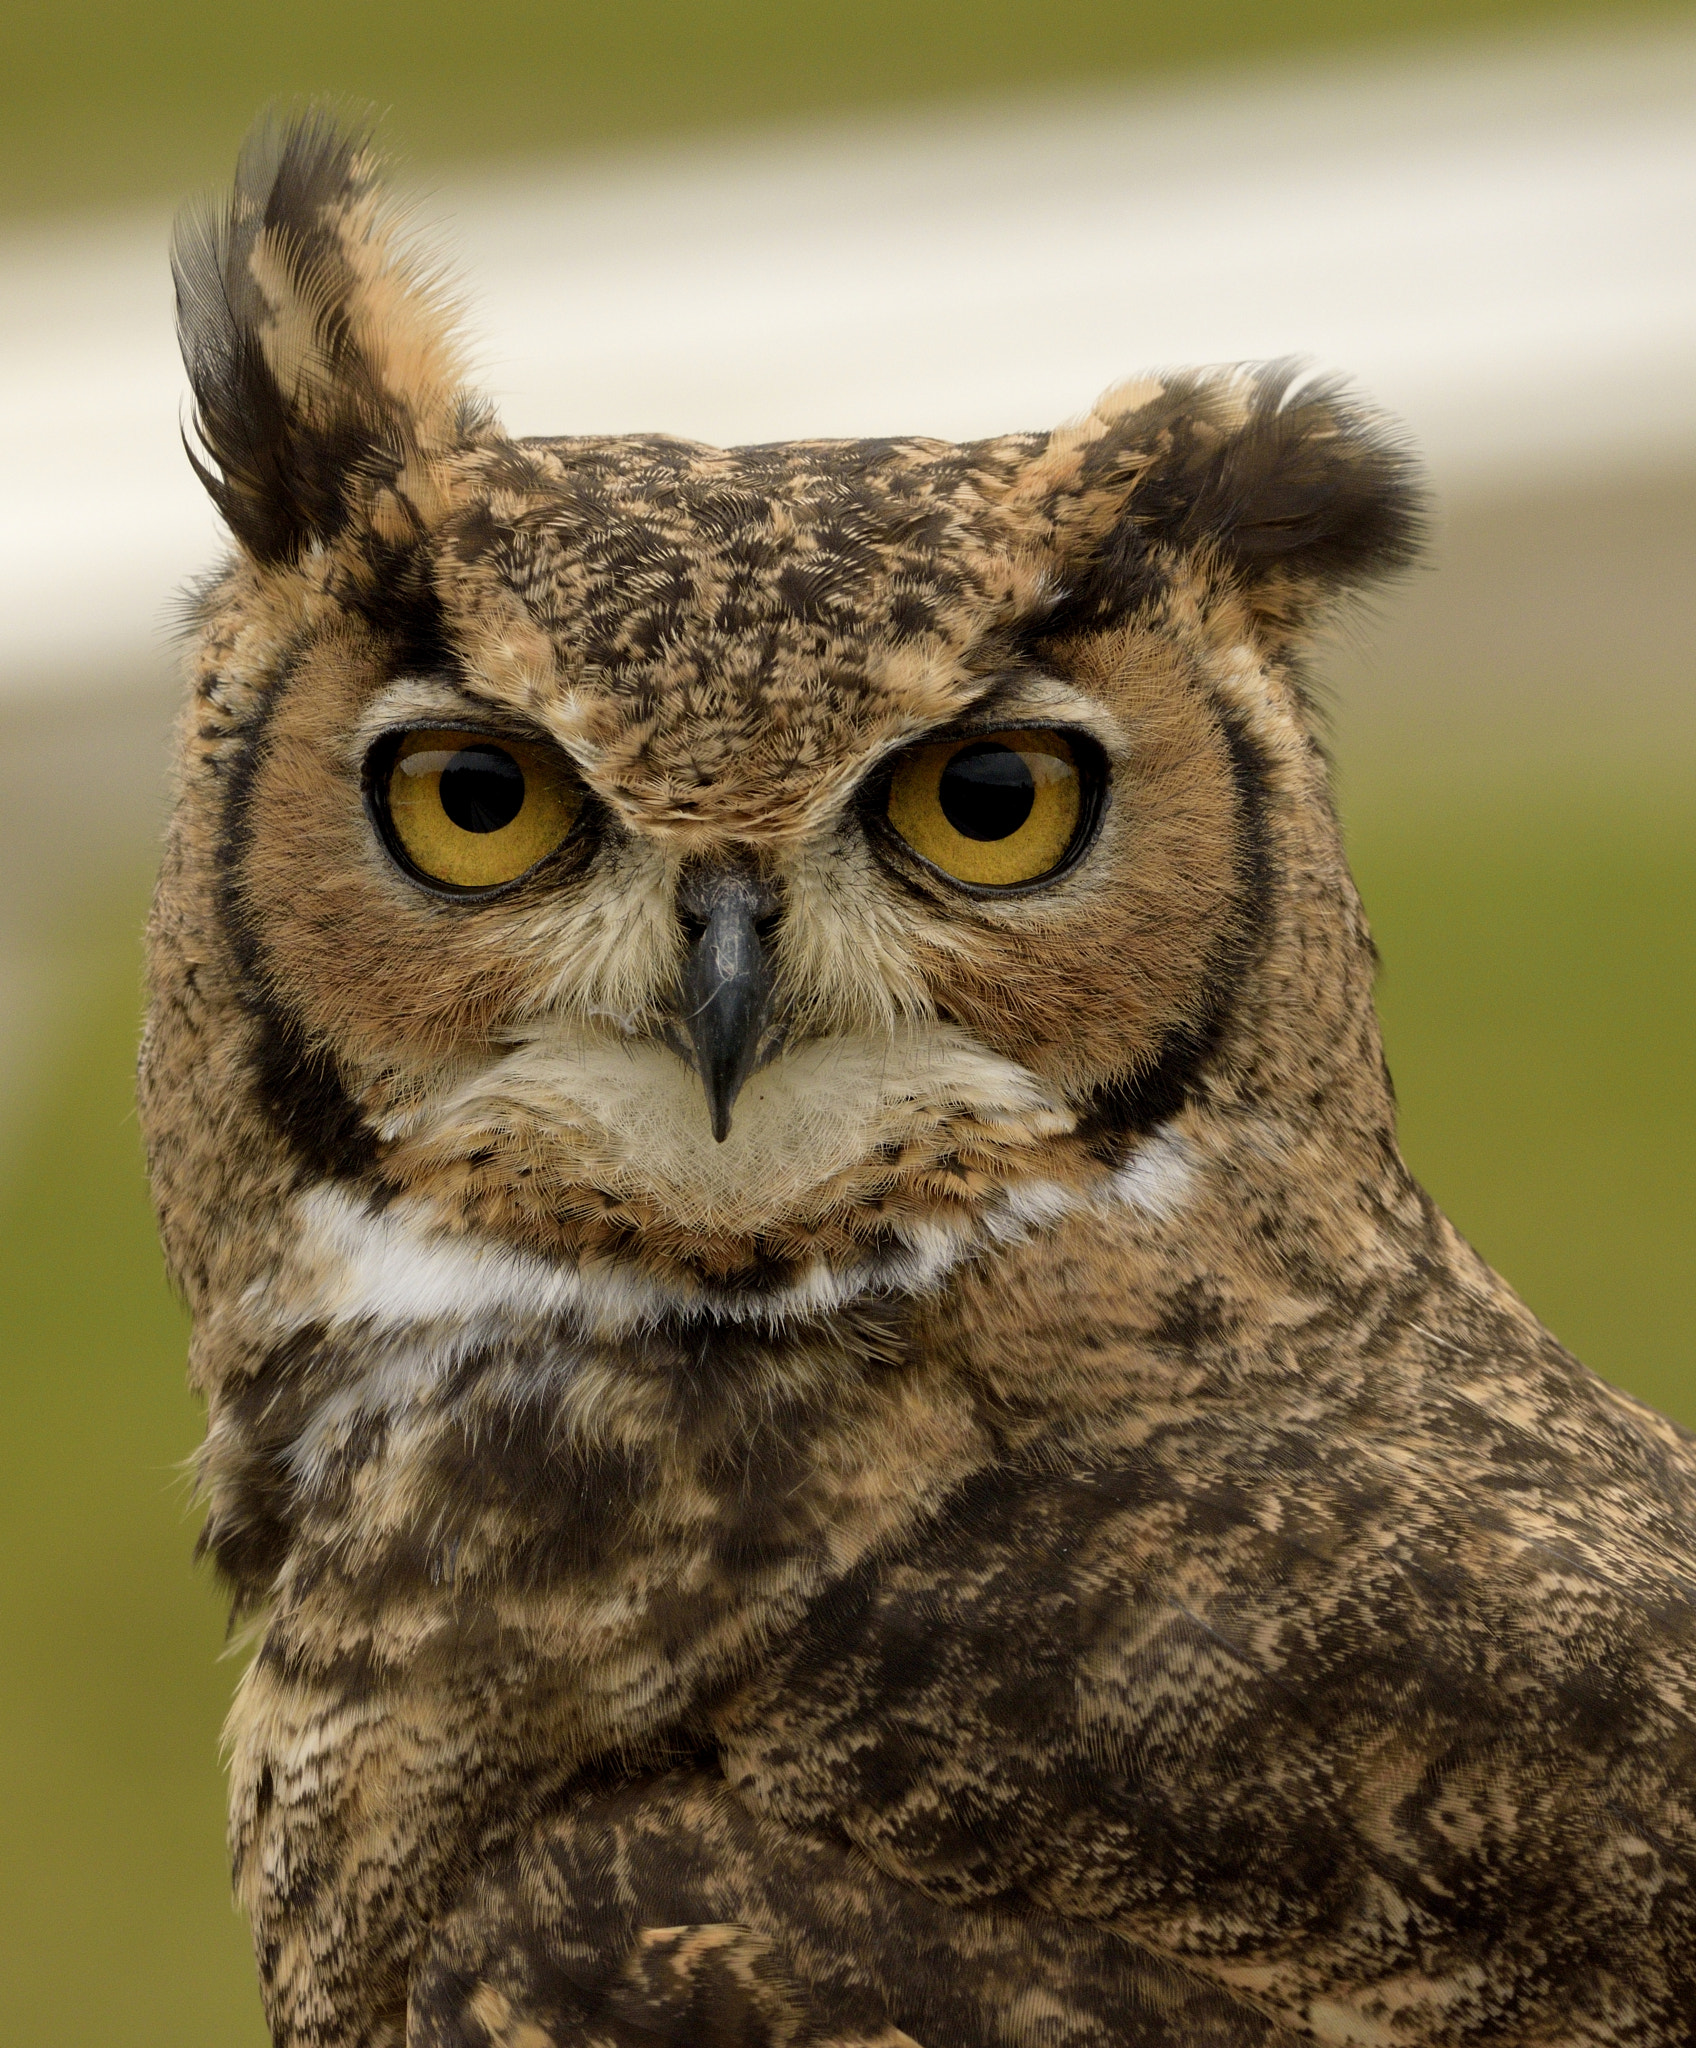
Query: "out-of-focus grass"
0 912 264 2045
0 0 1682 219
0 784 1691 2043
1349 783 1696 1426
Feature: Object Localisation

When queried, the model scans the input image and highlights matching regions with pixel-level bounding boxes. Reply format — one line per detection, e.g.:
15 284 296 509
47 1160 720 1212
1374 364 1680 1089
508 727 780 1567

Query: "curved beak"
676 866 777 1142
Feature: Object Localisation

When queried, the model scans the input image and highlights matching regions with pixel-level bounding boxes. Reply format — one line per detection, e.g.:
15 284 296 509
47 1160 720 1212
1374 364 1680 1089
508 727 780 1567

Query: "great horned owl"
141 110 1696 2048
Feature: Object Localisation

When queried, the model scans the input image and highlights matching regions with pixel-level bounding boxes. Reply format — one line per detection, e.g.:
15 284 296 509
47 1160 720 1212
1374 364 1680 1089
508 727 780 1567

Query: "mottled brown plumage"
142 110 1696 2048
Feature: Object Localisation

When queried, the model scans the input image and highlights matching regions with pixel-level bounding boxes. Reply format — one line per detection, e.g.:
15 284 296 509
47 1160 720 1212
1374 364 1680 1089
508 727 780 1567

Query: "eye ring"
364 725 588 899
870 724 1107 896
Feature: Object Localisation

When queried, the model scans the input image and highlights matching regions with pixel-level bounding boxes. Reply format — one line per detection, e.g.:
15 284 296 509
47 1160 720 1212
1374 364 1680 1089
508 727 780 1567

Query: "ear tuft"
1052 363 1427 645
173 105 485 566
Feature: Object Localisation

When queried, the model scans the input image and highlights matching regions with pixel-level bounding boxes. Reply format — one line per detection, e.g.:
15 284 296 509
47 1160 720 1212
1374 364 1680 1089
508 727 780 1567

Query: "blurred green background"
1 1 1693 2042
0 0 1682 217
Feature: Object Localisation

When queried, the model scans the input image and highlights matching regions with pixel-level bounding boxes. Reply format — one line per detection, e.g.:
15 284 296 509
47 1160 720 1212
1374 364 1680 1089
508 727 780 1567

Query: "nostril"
753 912 782 947
679 909 709 946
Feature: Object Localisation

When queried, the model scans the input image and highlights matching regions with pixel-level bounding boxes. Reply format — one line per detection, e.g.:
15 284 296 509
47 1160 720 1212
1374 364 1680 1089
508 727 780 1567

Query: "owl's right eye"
372 728 583 893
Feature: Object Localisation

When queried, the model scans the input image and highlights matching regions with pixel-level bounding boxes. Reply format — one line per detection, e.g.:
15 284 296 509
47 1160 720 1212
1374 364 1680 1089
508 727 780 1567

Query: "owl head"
145 110 1422 1337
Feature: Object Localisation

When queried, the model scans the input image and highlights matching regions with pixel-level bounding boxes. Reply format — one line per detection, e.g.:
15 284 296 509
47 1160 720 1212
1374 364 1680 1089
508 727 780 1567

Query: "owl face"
154 113 1420 1324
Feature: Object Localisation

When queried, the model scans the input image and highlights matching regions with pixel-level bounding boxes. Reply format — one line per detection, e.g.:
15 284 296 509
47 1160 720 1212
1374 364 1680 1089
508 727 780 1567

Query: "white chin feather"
387 1020 1071 1237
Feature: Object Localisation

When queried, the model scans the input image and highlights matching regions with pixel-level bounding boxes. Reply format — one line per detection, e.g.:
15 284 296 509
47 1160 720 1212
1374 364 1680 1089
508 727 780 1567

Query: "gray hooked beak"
676 866 778 1142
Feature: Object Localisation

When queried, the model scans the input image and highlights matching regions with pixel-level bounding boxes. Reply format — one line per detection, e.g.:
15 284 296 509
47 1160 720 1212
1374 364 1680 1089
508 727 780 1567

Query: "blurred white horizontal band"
1 17 1693 699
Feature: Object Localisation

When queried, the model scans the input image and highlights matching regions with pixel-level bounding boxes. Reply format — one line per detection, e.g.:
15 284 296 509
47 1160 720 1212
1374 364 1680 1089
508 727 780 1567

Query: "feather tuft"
173 103 484 564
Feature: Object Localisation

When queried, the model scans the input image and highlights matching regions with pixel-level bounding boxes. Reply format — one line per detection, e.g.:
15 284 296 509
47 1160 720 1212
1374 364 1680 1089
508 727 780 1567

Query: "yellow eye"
885 728 1087 887
381 729 582 892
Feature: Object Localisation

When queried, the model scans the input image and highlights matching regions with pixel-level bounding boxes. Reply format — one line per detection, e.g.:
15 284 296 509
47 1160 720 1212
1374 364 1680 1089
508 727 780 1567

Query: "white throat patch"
267 1179 974 1337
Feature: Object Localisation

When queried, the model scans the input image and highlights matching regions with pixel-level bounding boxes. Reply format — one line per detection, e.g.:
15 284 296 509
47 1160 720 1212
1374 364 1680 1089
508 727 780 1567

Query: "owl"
142 109 1696 2048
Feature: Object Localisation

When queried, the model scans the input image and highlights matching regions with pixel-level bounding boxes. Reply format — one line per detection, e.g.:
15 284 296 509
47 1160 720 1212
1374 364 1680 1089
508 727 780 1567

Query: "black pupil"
937 741 1036 841
438 746 525 834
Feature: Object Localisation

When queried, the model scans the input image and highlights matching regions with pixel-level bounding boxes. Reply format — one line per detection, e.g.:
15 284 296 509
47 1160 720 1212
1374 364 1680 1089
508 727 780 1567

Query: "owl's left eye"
372 728 583 893
882 727 1098 889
